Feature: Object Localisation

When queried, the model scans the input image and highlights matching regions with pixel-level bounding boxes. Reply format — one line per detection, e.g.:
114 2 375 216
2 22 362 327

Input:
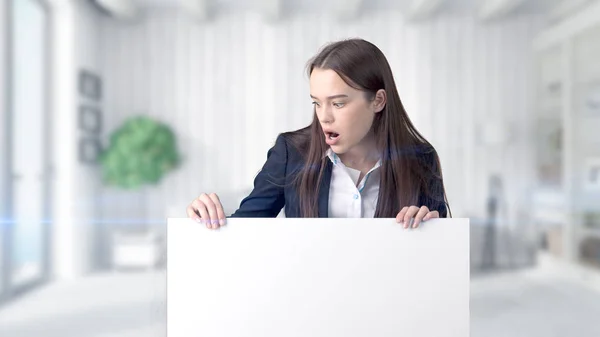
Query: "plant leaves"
100 115 180 189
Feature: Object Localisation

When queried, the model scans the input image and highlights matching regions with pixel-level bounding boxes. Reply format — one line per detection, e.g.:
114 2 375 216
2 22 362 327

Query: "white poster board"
167 218 470 337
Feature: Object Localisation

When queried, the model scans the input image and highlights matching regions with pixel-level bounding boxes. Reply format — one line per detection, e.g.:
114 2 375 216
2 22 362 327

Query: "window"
1 0 51 303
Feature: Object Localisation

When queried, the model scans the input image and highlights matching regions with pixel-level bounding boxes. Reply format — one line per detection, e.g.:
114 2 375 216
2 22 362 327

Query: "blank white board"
167 218 470 337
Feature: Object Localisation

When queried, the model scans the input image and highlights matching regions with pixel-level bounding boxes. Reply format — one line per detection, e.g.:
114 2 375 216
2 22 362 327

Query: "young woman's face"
309 68 384 154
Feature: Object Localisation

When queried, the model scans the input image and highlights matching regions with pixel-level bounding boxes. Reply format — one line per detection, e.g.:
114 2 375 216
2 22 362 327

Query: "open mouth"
325 132 340 140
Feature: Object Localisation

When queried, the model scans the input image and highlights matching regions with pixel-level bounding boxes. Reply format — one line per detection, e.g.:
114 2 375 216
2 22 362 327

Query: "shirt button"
353 194 359 199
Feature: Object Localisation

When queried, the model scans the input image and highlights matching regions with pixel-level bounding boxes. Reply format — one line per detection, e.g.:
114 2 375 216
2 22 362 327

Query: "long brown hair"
285 38 451 218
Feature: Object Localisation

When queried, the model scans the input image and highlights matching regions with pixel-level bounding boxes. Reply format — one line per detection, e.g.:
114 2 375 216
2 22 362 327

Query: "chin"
330 144 347 154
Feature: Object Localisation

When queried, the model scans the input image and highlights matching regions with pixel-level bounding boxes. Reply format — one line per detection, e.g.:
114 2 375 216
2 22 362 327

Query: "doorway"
0 0 52 304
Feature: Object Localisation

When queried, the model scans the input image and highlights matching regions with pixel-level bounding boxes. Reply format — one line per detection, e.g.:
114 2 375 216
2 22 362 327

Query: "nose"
318 105 334 124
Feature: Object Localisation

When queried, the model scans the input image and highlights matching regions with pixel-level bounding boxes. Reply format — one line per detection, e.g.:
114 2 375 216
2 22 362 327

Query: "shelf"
534 4 600 266
538 105 562 115
580 228 600 239
575 78 600 87
531 189 567 225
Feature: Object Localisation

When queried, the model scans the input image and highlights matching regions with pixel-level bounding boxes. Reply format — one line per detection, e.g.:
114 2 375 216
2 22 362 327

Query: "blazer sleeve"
228 134 288 218
420 150 449 218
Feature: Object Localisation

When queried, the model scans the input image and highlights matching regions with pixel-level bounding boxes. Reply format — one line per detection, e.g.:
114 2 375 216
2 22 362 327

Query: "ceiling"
119 0 596 22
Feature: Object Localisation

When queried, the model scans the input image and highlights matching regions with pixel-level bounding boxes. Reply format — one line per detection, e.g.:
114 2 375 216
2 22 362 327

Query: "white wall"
98 10 543 224
0 0 8 220
73 0 104 271
0 0 8 293
50 0 104 279
50 0 78 281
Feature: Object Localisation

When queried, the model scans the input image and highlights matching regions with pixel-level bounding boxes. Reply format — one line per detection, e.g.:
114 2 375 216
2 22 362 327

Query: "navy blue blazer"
229 133 448 218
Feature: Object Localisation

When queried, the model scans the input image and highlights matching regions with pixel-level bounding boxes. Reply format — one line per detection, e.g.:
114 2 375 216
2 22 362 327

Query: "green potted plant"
100 115 181 269
100 115 180 189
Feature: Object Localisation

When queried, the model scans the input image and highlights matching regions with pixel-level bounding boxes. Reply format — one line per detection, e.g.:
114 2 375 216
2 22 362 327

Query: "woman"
187 38 451 229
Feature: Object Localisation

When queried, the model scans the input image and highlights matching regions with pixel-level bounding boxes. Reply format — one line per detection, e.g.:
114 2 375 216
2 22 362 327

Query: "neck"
337 134 379 171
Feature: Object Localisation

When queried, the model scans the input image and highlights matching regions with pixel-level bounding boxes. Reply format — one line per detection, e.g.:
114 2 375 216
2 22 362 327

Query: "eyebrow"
310 94 349 100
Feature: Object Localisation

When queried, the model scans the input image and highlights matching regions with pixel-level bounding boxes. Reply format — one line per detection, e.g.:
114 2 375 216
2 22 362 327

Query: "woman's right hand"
186 193 227 229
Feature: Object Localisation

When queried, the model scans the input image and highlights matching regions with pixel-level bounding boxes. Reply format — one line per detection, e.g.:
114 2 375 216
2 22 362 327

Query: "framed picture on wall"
583 83 600 117
583 158 600 190
79 69 102 101
79 138 103 164
536 119 563 186
79 105 102 134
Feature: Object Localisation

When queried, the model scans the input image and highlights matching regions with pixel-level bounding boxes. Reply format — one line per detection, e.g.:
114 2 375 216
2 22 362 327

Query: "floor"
0 271 166 337
470 264 600 337
0 254 599 337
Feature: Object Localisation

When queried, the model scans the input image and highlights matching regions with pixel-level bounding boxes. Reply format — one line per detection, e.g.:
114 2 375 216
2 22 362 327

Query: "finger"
423 210 439 222
403 206 420 228
396 206 409 223
186 205 202 223
412 206 430 228
208 193 226 226
199 193 220 229
192 198 211 229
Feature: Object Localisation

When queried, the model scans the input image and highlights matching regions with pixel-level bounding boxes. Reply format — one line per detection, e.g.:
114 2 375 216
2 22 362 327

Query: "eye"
333 102 345 108
312 102 321 108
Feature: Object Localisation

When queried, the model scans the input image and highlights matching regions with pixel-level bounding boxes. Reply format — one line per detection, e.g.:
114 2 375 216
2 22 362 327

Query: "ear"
373 89 386 113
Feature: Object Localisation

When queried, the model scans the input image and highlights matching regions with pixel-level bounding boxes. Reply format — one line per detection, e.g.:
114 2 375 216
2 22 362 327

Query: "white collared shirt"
326 148 382 218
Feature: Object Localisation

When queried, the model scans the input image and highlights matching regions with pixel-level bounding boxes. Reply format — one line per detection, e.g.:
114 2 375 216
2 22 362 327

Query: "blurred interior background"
1 0 600 336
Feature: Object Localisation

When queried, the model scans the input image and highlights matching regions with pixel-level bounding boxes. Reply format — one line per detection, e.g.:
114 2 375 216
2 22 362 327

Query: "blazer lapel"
317 160 333 218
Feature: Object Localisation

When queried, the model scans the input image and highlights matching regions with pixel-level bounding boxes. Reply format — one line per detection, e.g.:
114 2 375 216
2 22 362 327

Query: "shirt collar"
325 148 382 170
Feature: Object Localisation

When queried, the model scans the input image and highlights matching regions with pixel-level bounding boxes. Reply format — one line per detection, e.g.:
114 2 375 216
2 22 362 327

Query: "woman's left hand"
396 206 439 229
